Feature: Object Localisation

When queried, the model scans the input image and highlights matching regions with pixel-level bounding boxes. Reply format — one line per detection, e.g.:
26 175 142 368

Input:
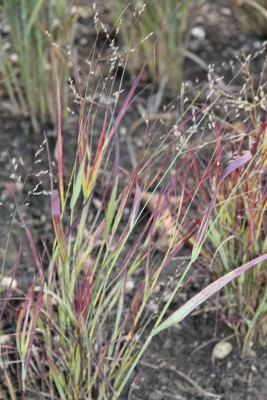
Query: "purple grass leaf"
56 75 64 206
192 151 252 261
51 189 61 217
107 63 147 142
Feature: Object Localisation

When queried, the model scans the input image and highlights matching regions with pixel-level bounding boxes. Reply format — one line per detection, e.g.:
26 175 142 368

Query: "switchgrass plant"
1 9 267 400
2 92 266 399
0 0 79 132
115 0 200 92
233 0 267 37
207 124 267 353
184 53 267 352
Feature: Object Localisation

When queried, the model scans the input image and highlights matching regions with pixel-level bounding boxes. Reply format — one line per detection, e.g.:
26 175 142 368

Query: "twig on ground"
140 360 222 399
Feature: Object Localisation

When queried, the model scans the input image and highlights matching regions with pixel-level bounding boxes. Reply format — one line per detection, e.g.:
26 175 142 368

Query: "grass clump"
205 125 267 352
0 0 79 132
115 0 200 92
233 0 267 37
186 52 267 352
0 4 267 399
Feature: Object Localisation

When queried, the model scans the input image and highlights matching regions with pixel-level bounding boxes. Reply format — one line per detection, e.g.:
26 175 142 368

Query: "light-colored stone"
1 276 17 289
212 341 233 362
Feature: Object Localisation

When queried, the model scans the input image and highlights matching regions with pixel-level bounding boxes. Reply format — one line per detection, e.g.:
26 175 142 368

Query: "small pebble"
251 365 257 373
10 53 19 63
119 126 127 136
0 335 10 345
152 284 161 294
125 278 134 293
191 26 206 40
146 301 158 313
227 361 232 369
123 207 130 215
80 37 88 46
212 341 233 362
1 24 10 34
220 7 232 17
253 41 262 49
1 276 17 289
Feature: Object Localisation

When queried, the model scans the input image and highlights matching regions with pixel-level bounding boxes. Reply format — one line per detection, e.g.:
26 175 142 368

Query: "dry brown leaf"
141 191 177 252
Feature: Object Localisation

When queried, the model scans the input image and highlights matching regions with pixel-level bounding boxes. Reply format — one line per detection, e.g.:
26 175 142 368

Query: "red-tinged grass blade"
44 133 54 191
112 182 141 255
86 110 108 195
16 278 37 381
16 279 36 331
15 202 43 278
22 286 44 383
0 245 21 321
45 136 68 260
112 129 120 182
107 62 147 143
56 75 64 208
152 253 267 336
131 282 145 337
71 56 88 163
192 150 252 261
102 129 120 231
70 155 85 209
51 189 68 262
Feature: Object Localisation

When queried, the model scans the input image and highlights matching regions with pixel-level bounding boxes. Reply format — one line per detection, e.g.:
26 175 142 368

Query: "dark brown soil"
125 315 267 400
0 1 266 399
